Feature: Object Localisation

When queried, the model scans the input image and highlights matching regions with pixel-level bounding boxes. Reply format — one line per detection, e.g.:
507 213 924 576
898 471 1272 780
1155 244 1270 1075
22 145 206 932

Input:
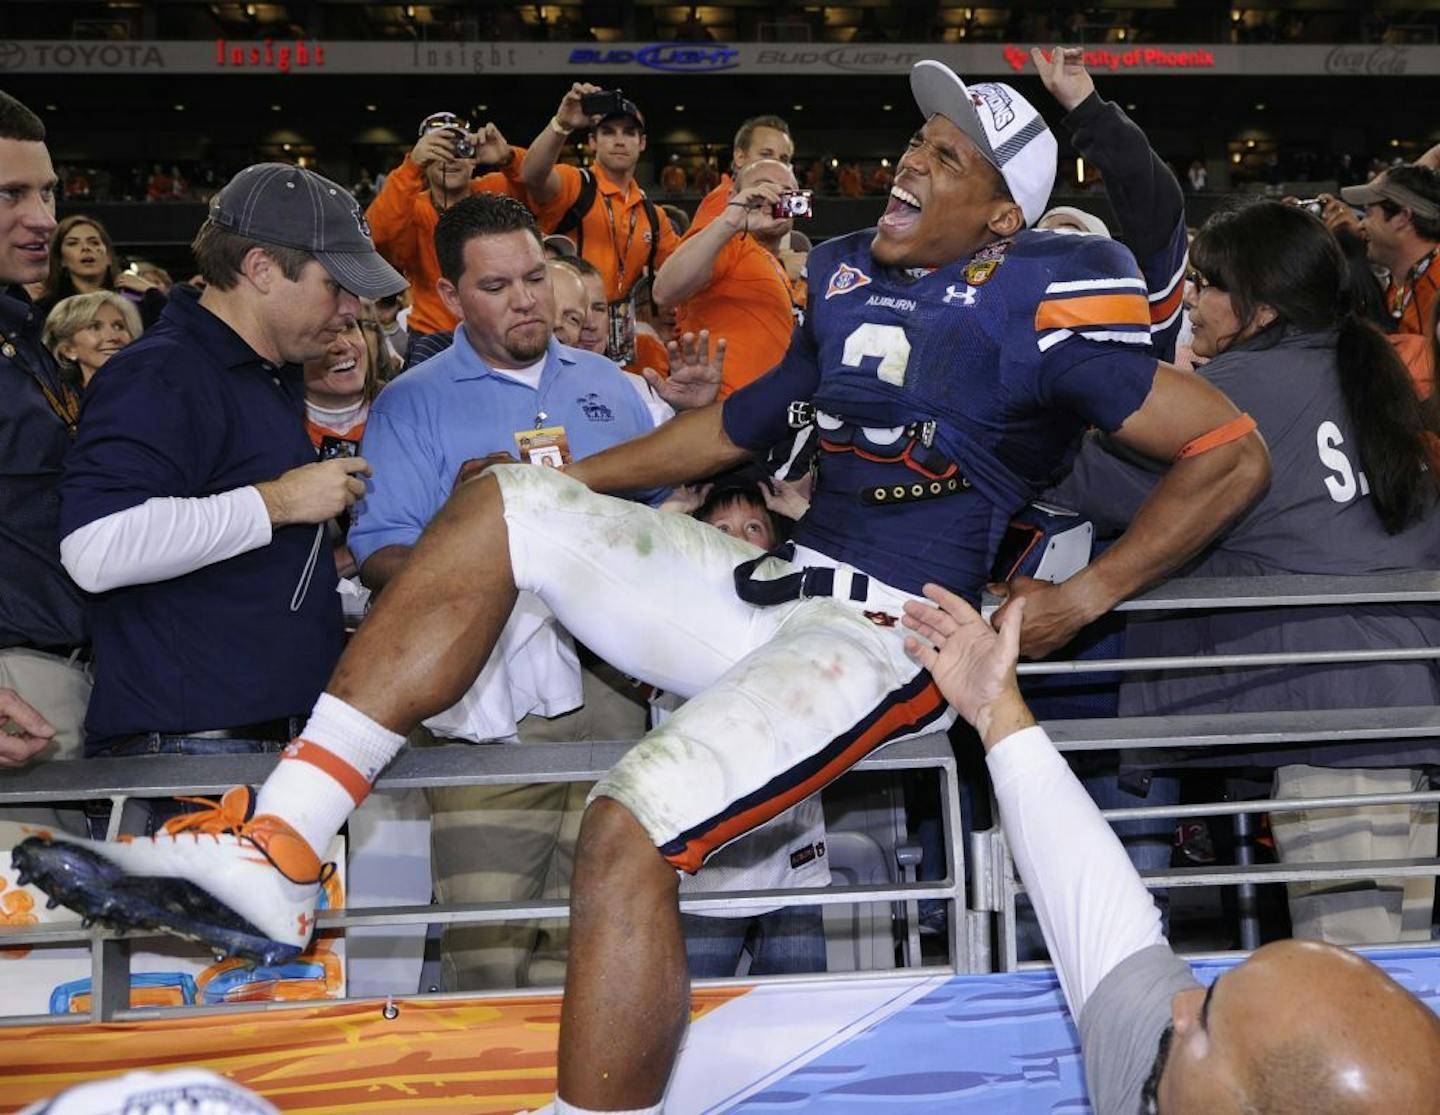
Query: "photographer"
653 159 801 397
1342 165 1440 340
366 113 529 342
521 84 678 362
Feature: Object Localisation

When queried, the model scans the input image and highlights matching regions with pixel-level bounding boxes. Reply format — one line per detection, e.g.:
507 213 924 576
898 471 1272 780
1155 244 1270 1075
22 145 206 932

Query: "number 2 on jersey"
842 323 912 387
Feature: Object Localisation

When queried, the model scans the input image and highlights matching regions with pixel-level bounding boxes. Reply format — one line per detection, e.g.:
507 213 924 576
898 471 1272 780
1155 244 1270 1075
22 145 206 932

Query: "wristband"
550 116 571 138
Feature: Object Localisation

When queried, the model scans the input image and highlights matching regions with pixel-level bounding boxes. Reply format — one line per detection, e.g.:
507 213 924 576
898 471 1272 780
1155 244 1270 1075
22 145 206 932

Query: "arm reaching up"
902 585 1167 1017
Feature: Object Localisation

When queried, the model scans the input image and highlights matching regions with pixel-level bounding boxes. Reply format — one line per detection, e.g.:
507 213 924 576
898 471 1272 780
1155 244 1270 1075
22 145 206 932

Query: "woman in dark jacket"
1052 199 1440 946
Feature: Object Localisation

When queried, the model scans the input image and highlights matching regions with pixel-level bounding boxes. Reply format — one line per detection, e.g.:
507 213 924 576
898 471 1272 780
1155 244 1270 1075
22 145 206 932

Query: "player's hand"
1316 193 1361 235
411 129 461 169
1033 46 1095 113
472 122 512 165
556 82 604 132
722 180 789 236
903 586 1032 744
257 457 371 527
988 575 1096 659
454 451 519 489
0 688 56 768
762 477 811 522
659 483 712 516
646 330 724 412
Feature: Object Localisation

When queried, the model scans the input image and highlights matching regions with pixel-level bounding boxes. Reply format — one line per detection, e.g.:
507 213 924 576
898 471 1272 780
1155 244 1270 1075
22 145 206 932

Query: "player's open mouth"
879 186 922 234
326 358 357 374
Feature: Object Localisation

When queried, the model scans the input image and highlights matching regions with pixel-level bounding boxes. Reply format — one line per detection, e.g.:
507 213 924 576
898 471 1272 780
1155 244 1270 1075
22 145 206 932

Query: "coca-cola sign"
1323 45 1410 76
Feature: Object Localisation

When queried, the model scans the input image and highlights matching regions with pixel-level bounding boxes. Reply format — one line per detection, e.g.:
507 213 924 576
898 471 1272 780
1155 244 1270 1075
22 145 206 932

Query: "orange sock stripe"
282 738 372 807
1175 413 1257 460
665 681 947 873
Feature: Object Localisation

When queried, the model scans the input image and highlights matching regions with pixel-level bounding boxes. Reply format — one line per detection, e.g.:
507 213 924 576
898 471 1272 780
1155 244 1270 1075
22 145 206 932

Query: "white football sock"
254 693 405 855
553 1099 662 1115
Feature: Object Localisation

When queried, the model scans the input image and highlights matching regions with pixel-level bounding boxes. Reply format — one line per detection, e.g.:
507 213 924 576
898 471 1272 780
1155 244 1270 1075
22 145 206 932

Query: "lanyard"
602 192 640 296
1 330 80 438
762 246 796 304
1389 248 1436 324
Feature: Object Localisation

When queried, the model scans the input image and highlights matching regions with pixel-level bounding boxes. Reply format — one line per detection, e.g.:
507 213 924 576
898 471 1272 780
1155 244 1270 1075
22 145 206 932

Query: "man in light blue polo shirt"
349 193 717 990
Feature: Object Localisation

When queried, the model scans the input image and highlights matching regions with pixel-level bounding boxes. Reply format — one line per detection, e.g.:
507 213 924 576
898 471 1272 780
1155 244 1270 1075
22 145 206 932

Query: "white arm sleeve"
986 725 1166 1020
60 488 273 593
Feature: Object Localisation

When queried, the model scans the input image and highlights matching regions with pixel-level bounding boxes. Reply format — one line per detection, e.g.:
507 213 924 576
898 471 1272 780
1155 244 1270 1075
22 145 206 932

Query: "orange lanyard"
602 193 640 296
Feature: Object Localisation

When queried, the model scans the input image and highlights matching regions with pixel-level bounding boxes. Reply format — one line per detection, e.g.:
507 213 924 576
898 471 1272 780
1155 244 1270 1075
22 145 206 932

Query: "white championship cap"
910 60 1057 228
18 1069 278 1115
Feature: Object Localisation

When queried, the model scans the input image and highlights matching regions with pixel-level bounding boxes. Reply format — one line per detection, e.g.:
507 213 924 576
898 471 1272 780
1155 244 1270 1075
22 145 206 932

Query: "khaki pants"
0 647 93 833
1271 764 1438 946
426 663 647 991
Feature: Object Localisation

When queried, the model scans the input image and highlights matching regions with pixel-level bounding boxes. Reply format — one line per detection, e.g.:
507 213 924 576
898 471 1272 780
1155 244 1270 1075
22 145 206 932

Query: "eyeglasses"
1187 268 1224 293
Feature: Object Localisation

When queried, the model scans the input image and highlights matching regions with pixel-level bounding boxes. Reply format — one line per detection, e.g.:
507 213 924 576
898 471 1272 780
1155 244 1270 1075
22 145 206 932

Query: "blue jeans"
87 735 288 837
682 905 828 978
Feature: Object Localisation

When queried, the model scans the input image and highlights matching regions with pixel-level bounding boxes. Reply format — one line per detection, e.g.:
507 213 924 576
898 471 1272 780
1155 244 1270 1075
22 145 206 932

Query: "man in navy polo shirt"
0 90 92 827
55 165 407 779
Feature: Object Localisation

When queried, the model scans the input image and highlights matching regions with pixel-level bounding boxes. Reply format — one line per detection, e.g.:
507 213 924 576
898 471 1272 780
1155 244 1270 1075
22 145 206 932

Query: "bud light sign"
568 44 739 72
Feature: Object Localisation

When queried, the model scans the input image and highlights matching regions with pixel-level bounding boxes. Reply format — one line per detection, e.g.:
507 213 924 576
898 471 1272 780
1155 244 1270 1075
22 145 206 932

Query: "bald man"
653 158 801 397
903 586 1440 1115
548 258 588 349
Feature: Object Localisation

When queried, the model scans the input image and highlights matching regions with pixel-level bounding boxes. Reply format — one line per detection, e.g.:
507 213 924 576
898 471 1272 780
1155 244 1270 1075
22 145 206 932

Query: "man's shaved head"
1158 939 1440 1114
734 158 798 192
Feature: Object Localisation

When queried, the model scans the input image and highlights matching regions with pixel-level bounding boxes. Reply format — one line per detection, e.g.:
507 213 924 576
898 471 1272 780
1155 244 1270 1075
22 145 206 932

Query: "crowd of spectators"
4 43 1440 1086
54 161 230 205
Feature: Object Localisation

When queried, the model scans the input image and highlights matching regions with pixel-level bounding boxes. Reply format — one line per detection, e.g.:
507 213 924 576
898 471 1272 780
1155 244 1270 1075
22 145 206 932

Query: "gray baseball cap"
208 163 408 299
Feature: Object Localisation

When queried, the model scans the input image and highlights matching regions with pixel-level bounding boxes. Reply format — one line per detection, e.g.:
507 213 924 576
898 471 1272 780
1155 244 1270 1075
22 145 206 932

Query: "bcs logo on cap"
969 85 1016 131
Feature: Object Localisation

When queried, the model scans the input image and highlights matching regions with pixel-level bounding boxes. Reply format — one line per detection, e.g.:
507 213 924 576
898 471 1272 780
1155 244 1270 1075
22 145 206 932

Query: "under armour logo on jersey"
825 262 872 300
943 284 978 307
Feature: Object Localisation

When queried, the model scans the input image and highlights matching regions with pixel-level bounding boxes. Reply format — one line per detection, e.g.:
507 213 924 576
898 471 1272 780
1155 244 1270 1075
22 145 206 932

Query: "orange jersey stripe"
1035 293 1150 332
282 738 372 807
665 681 946 873
1149 282 1185 325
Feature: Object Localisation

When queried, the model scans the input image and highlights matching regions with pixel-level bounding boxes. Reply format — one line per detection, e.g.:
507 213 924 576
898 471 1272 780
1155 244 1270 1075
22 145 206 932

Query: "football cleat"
11 787 330 967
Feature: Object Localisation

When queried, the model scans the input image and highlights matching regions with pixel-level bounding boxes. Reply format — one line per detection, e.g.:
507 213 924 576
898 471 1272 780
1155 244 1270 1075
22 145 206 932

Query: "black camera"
771 189 814 219
447 128 476 159
419 111 475 158
580 89 628 119
1295 197 1325 217
318 436 360 462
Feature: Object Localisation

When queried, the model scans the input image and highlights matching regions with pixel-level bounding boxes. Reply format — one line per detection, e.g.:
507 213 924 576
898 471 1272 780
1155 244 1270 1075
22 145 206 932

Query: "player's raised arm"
996 362 1270 655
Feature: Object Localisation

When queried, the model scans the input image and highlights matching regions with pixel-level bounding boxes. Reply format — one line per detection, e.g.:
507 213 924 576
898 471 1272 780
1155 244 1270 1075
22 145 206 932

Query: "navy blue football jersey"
723 228 1159 598
1138 219 1188 363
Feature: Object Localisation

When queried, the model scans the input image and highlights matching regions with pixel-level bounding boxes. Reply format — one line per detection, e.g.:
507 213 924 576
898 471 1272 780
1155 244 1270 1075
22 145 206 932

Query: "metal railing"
0 734 967 1025
971 570 1440 970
